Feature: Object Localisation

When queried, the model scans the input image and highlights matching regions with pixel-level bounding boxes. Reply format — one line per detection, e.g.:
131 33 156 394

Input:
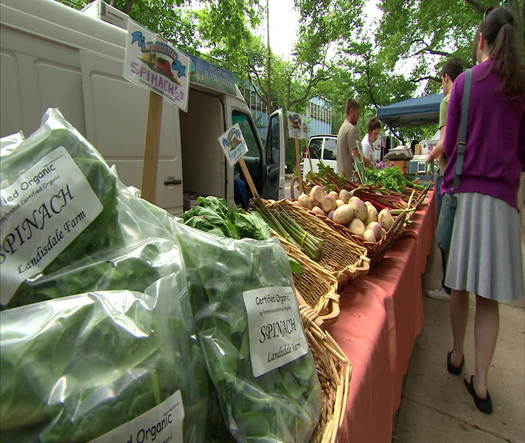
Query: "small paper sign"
218 124 249 167
124 20 190 111
242 286 309 378
287 112 310 140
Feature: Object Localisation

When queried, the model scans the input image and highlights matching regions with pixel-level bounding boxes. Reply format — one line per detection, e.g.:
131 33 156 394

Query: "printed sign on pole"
124 20 190 111
218 124 249 167
287 112 311 140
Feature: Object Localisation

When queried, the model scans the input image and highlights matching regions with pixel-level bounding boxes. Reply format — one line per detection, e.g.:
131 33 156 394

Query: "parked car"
302 135 338 178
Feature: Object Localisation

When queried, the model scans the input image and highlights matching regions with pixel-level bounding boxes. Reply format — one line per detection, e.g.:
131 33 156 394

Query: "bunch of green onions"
253 198 323 261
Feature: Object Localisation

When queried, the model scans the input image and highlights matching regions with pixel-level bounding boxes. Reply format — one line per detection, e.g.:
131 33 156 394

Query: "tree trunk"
511 0 525 63
265 0 274 113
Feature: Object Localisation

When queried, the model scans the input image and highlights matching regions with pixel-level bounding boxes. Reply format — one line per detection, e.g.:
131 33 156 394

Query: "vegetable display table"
328 192 436 442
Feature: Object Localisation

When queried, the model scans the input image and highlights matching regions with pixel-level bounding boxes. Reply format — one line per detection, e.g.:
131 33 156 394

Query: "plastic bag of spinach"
0 272 207 442
0 109 213 440
0 108 122 309
174 223 322 442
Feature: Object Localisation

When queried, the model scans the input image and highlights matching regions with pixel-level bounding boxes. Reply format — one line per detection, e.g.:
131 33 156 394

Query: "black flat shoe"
464 376 493 414
447 350 464 375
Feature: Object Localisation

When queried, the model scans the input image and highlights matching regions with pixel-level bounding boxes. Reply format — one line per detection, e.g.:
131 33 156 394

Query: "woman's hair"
367 117 381 133
479 7 525 98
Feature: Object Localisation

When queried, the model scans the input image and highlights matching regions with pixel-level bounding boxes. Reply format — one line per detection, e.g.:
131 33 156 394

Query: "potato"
321 195 337 213
298 193 313 210
328 191 339 200
312 206 325 216
365 202 378 223
363 229 376 243
349 218 366 236
378 209 395 230
349 199 367 221
367 221 382 239
310 185 326 203
339 189 351 203
333 204 354 225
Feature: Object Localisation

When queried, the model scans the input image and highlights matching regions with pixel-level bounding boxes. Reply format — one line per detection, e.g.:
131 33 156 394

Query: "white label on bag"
90 391 184 443
0 147 103 305
243 286 309 378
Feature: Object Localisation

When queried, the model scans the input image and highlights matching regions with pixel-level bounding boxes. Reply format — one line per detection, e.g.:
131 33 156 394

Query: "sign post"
218 124 259 197
142 91 163 202
123 19 190 203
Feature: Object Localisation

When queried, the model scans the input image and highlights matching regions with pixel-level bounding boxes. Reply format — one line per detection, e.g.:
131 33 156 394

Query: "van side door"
262 109 286 200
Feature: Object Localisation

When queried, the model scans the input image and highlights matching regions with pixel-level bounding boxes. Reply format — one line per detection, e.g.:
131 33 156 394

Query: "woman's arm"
428 126 446 162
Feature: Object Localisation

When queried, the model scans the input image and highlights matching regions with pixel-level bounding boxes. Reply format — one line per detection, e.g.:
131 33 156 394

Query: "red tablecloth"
328 192 436 443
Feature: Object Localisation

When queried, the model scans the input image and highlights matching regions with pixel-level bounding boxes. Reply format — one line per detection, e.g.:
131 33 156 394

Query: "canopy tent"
378 93 444 126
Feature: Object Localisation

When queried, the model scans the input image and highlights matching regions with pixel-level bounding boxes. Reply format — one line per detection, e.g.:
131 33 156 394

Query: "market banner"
188 54 237 96
123 20 190 111
287 111 311 140
218 124 249 167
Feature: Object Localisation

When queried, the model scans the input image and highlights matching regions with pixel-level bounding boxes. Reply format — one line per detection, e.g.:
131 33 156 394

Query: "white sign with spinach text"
242 286 309 378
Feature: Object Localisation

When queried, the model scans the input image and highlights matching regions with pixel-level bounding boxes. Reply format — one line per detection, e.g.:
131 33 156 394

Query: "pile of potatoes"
297 185 395 243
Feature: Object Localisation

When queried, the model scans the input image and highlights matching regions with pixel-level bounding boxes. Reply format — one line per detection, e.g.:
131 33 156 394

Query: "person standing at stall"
361 117 382 167
442 7 525 414
336 99 361 179
427 58 464 300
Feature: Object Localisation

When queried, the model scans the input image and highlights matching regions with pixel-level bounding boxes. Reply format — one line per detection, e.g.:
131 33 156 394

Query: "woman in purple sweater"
443 7 525 414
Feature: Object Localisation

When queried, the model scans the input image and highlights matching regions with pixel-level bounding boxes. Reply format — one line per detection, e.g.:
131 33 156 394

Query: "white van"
0 0 287 213
302 135 338 178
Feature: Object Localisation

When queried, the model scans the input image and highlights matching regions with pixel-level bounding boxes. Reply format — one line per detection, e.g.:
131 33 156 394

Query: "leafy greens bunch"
182 196 271 241
365 166 425 193
175 223 322 442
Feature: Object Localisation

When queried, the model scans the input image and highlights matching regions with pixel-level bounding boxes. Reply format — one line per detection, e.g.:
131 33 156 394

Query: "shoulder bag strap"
453 68 472 190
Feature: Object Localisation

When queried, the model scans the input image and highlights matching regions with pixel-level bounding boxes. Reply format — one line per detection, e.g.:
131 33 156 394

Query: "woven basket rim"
277 235 341 328
301 303 351 443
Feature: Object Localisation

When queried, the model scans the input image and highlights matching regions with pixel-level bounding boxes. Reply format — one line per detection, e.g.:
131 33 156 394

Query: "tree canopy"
58 0 524 139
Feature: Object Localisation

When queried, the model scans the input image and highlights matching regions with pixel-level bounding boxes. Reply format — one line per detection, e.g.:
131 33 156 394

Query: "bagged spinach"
0 273 207 442
0 109 122 309
174 223 322 442
0 109 212 441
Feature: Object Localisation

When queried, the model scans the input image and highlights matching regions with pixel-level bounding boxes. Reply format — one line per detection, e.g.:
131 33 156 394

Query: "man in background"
336 99 361 179
427 58 464 299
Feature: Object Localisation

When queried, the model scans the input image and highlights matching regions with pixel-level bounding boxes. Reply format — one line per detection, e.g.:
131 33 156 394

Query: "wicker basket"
312 211 407 268
265 200 370 286
279 237 341 327
299 297 351 443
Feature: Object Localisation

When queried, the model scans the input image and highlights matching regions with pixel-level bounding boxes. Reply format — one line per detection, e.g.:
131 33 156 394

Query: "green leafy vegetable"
365 167 425 193
175 223 322 442
0 275 209 443
182 196 271 241
0 110 212 441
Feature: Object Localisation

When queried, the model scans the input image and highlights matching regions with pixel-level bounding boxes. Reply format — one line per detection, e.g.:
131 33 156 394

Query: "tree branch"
464 0 488 13
410 38 451 57
287 73 330 108
409 75 440 83
121 0 136 14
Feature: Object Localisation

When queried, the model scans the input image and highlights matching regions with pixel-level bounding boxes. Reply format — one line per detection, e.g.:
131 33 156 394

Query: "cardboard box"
391 161 408 174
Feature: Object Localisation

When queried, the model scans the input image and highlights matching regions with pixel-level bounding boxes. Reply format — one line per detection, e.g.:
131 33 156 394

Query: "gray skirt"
445 192 524 302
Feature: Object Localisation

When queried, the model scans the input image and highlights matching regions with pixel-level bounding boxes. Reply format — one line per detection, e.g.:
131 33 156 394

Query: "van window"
308 138 322 159
266 114 280 164
322 138 337 160
232 111 260 157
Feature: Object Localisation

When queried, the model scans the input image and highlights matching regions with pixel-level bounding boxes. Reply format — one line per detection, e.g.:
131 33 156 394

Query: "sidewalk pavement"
393 239 525 443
